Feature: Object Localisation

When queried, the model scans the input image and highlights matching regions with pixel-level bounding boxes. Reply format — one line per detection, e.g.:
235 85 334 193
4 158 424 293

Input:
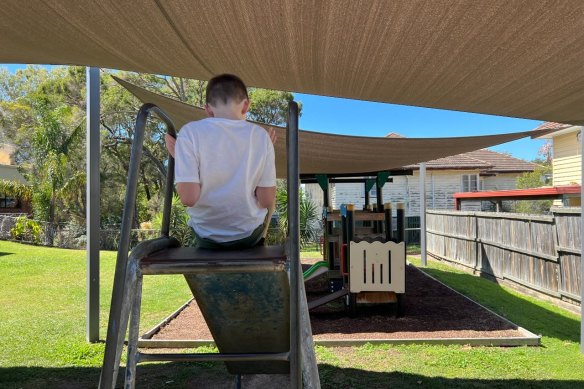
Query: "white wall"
331 170 523 216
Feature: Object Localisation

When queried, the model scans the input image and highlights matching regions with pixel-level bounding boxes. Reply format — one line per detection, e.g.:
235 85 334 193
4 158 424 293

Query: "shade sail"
2 1 584 124
115 77 557 179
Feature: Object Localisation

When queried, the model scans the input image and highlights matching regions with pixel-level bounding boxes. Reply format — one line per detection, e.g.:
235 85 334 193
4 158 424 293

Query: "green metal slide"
303 261 329 282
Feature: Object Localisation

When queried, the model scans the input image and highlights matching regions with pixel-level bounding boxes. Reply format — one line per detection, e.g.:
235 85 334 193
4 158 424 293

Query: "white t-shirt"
174 118 276 242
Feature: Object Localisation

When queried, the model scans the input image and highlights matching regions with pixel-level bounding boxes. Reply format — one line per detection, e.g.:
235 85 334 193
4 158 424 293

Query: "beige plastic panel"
349 241 405 293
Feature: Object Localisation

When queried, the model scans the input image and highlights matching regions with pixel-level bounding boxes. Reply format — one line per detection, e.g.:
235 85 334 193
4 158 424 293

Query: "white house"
305 146 537 217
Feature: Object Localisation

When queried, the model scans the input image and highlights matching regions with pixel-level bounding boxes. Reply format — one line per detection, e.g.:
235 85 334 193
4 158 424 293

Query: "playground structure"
99 102 319 388
302 173 409 316
98 85 412 389
95 79 577 389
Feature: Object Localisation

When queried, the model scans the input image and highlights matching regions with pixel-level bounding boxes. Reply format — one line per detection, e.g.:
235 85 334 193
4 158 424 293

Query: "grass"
0 241 583 388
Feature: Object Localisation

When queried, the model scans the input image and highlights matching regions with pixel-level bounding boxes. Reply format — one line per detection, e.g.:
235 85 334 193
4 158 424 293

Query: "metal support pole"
580 127 584 354
396 203 405 243
384 203 392 242
375 173 386 233
364 182 370 209
420 163 427 266
287 101 302 388
376 182 383 211
86 67 100 343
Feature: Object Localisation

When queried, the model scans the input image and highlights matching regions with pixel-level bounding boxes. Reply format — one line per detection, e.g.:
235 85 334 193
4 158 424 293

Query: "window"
0 193 18 208
369 186 377 198
462 174 479 192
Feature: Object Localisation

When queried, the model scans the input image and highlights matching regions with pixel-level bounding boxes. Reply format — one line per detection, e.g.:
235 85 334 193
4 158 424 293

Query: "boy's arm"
255 132 277 209
177 182 201 207
165 134 176 158
174 131 201 207
255 186 276 209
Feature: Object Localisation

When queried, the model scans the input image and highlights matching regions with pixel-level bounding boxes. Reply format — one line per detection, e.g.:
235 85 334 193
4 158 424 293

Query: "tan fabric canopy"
115 77 556 178
2 1 584 124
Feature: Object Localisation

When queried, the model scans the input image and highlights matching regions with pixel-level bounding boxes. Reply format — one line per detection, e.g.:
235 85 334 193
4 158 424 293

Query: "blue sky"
3 64 545 161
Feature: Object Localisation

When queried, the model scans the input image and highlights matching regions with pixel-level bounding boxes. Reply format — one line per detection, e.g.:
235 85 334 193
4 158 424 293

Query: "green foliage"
31 186 51 221
0 66 302 237
9 216 42 244
275 180 321 247
248 88 302 126
0 179 32 202
0 65 86 224
516 166 551 189
152 194 196 247
515 166 553 214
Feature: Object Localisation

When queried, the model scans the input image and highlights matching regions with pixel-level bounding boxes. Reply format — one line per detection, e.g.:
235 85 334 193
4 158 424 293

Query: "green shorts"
192 222 265 250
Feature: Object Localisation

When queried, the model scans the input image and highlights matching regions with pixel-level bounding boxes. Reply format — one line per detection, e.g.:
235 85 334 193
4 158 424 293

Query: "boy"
166 74 277 249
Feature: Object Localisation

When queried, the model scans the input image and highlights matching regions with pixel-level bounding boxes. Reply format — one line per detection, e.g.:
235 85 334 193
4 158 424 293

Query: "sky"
3 64 545 161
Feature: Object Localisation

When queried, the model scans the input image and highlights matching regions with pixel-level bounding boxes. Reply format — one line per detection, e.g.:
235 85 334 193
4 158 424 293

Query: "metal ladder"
97 101 318 388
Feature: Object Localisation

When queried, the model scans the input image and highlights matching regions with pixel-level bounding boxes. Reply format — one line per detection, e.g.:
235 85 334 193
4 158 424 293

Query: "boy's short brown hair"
205 74 249 106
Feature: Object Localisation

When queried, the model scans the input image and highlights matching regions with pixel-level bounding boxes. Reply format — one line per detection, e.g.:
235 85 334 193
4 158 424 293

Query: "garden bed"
140 263 539 347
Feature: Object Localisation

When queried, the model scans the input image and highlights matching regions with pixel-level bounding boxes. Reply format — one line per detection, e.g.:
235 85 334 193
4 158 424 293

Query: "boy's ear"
204 104 215 117
241 99 250 115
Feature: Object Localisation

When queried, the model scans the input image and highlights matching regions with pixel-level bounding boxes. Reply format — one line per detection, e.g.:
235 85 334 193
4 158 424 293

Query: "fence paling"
426 208 582 305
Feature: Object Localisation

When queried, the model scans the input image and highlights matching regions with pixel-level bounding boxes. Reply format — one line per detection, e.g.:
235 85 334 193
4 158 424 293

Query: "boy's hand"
268 127 277 145
165 134 176 158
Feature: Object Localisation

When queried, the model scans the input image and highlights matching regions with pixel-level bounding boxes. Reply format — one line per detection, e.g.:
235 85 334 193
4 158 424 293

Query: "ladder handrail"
287 101 301 388
99 103 176 388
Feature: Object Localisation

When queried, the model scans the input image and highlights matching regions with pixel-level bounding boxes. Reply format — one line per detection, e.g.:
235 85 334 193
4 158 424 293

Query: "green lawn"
0 240 583 388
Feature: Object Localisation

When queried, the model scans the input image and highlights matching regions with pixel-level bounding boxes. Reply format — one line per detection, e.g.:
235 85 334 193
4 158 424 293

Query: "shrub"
152 194 196 247
10 216 42 244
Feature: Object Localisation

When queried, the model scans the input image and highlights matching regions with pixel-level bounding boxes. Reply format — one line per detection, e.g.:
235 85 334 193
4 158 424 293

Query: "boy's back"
175 117 275 243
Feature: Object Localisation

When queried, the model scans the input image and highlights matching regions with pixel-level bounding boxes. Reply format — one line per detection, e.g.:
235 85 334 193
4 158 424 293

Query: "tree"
514 165 553 214
248 88 302 126
0 66 303 236
537 141 553 166
0 66 86 225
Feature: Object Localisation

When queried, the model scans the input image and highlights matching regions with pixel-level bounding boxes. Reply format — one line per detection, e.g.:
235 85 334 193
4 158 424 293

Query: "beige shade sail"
115 77 557 179
2 1 584 124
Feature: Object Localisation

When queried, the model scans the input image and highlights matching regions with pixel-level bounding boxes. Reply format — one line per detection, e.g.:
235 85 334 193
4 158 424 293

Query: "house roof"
0 164 27 185
533 122 572 132
405 147 537 173
535 122 580 139
407 154 493 170
464 149 538 173
3 2 584 124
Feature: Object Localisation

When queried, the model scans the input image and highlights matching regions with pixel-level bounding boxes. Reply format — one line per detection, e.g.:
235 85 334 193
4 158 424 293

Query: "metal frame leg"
234 374 242 389
125 274 143 389
111 261 140 386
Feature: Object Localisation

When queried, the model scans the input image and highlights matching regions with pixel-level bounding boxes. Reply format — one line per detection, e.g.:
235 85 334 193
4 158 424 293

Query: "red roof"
454 185 580 200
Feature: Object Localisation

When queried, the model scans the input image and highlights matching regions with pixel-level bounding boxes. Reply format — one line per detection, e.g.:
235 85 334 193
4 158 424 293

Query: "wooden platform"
140 245 287 275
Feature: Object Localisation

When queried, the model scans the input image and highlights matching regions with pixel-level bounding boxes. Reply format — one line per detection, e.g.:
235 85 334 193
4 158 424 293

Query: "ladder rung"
137 351 290 363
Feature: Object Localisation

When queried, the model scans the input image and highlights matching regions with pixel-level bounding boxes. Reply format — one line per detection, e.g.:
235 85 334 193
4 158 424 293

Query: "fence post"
474 213 479 271
420 163 427 266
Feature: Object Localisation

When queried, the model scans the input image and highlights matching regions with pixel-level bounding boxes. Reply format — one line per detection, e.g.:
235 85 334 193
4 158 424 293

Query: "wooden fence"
426 208 582 305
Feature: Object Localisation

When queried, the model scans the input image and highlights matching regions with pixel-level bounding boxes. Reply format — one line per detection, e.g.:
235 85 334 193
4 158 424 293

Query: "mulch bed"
150 263 523 342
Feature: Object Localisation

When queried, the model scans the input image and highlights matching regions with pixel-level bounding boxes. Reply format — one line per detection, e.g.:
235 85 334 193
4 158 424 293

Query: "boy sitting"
166 74 277 249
